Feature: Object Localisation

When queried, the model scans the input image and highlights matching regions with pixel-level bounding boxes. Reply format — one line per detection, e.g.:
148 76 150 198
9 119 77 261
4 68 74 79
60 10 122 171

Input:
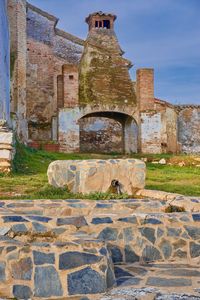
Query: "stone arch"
58 105 139 153
78 110 138 154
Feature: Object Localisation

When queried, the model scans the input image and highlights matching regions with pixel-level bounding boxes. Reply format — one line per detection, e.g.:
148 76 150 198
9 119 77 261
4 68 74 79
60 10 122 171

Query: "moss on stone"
10 51 16 79
79 44 137 106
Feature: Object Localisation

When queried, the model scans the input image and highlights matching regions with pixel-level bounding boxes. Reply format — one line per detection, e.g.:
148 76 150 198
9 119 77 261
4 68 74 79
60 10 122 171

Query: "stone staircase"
0 198 199 299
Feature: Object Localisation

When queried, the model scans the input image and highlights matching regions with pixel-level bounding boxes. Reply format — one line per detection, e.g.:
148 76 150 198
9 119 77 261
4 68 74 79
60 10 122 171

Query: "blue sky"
28 0 200 104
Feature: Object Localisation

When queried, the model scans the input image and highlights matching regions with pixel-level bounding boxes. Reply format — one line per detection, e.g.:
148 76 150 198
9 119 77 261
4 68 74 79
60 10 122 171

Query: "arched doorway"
79 111 138 154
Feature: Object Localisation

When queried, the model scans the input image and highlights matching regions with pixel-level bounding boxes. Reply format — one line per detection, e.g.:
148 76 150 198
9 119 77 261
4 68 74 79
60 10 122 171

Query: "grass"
0 142 200 199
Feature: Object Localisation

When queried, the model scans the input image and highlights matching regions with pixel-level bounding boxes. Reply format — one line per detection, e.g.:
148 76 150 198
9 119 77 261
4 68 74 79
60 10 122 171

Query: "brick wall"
63 65 79 108
26 4 83 141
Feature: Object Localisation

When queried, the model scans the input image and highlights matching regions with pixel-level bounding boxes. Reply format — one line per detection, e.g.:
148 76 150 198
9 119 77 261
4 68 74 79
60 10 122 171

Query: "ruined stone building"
1 0 200 156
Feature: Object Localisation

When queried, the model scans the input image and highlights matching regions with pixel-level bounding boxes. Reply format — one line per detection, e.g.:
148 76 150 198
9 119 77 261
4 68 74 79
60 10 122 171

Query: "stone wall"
26 4 83 142
0 0 10 125
0 198 199 298
80 116 123 153
177 106 200 153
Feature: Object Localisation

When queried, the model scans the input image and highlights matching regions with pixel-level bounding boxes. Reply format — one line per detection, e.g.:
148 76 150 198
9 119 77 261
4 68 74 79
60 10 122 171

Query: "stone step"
112 262 200 296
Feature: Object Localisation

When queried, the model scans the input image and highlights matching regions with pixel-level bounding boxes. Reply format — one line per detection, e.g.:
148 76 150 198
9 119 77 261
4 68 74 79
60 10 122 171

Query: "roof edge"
27 2 59 25
55 28 84 46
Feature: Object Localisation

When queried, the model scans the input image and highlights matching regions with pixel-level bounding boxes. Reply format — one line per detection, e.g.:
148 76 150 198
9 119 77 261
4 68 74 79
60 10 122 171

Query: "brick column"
136 68 155 111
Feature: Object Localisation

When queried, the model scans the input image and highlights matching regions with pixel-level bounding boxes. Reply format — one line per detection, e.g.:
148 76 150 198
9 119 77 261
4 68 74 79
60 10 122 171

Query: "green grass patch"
0 142 200 199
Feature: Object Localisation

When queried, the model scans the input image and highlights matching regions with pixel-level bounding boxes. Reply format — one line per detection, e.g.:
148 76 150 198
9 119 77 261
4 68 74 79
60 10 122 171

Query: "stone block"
92 217 113 224
0 149 12 160
0 262 6 281
0 226 10 235
190 242 200 258
33 251 55 265
68 267 106 295
98 227 118 241
32 222 47 233
11 257 33 280
0 132 13 144
34 266 63 297
13 285 32 299
47 159 146 195
3 216 28 223
125 245 139 263
12 224 28 233
59 251 102 270
108 246 123 263
142 246 162 262
146 277 192 287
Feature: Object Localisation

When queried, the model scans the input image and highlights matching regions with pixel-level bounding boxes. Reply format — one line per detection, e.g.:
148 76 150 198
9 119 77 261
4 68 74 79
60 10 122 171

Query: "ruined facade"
4 1 200 154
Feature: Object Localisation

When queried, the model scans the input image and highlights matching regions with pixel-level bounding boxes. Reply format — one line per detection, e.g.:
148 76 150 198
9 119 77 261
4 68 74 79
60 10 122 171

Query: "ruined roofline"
154 98 174 109
55 28 84 46
27 2 84 46
27 2 59 25
175 104 200 111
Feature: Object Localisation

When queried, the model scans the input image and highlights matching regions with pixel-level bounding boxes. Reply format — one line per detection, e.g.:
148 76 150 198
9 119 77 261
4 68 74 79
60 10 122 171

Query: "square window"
69 75 74 80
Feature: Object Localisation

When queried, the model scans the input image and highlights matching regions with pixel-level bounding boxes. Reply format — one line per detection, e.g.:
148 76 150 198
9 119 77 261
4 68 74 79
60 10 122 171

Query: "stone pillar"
0 0 14 173
7 0 28 142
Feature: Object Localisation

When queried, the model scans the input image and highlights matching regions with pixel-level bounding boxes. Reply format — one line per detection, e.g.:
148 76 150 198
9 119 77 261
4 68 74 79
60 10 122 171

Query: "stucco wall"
0 0 10 124
177 106 200 153
140 105 177 154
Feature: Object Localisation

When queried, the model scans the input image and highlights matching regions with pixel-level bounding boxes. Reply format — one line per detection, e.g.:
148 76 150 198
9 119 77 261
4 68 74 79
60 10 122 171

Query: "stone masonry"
0 197 199 298
47 159 146 194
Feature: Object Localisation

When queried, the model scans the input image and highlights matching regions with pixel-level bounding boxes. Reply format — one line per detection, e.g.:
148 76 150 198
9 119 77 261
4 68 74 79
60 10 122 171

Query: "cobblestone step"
109 262 200 298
